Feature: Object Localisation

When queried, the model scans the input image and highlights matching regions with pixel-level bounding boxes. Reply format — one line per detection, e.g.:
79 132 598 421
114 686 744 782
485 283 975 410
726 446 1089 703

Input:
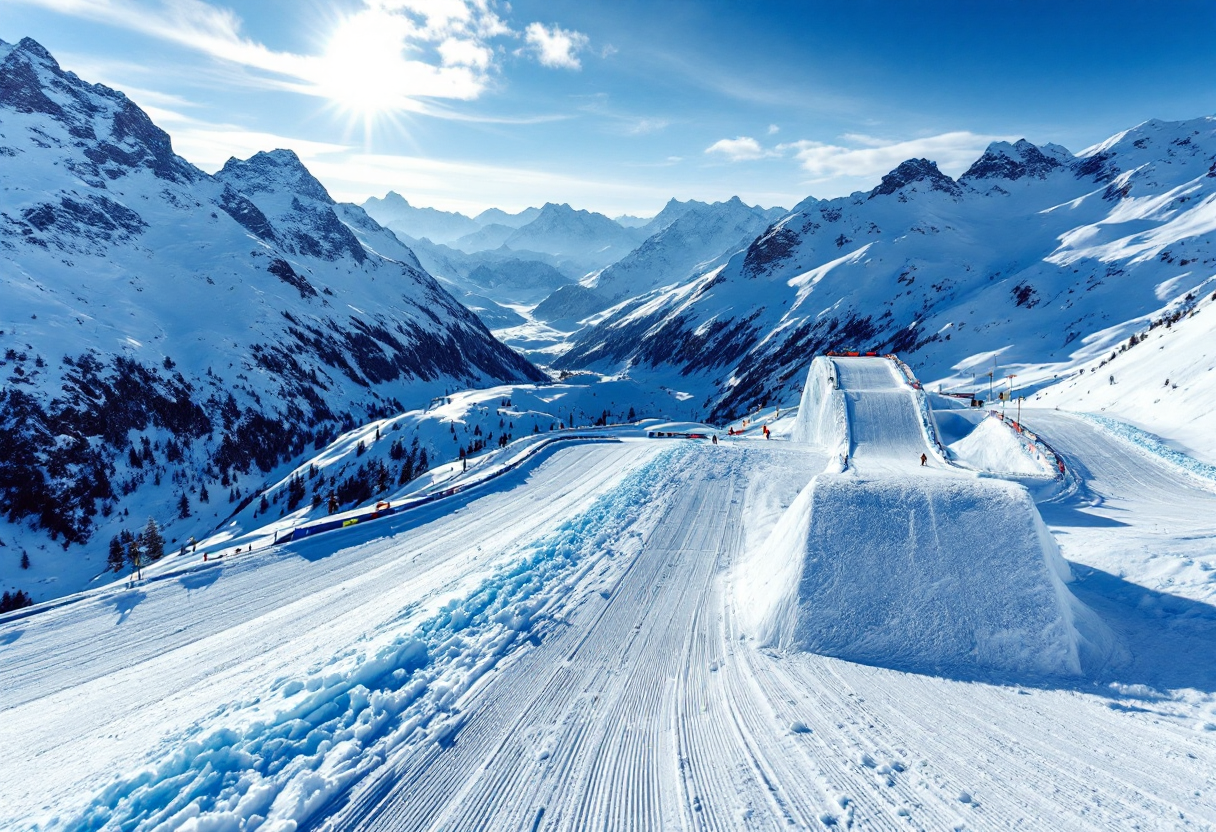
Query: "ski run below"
3 373 1216 830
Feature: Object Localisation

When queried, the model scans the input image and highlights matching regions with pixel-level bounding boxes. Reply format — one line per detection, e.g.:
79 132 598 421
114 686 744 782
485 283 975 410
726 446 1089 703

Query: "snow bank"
737 475 1112 677
790 357 848 456
950 415 1053 475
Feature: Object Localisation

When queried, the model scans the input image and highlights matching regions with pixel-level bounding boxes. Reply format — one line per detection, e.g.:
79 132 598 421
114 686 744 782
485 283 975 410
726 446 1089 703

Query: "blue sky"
4 0 1215 216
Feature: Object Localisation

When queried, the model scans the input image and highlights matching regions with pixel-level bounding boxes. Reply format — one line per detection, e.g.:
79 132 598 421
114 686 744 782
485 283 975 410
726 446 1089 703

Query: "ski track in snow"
3 415 1216 829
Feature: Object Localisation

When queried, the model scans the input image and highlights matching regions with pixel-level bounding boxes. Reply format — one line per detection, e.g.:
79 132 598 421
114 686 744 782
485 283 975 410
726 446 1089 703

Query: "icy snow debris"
949 415 1052 476
737 475 1114 677
63 446 685 832
1081 413 1216 487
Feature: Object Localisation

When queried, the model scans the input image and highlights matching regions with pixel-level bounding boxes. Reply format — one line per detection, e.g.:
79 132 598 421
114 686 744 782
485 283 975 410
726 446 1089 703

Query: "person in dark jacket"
920 453 928 466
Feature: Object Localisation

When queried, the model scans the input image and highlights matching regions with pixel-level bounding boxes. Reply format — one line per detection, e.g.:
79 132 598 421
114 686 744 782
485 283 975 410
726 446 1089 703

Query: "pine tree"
20 551 30 569
286 473 306 511
178 492 190 518
141 517 165 561
108 536 125 572
199 483 210 503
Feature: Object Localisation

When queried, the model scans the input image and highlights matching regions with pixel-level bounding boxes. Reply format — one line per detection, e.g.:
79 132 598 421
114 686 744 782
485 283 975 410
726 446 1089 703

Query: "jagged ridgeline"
0 37 545 549
557 125 1216 421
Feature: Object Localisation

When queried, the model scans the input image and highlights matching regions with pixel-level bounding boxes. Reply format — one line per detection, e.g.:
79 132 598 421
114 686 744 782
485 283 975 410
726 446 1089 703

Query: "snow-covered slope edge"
1029 283 1216 464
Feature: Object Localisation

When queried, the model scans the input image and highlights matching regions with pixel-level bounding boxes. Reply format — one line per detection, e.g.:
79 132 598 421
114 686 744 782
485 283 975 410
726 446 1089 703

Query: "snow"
5 37 1216 832
1030 284 1216 464
743 357 1114 677
949 414 1053 475
4 389 1216 828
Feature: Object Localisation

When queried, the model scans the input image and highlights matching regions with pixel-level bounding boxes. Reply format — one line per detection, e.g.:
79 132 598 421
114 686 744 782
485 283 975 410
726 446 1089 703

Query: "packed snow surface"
2 364 1215 830
742 357 1111 676
949 414 1053 475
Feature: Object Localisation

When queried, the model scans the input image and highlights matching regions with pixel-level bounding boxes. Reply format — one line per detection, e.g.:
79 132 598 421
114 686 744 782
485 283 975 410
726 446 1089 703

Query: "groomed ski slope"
2 374 1216 829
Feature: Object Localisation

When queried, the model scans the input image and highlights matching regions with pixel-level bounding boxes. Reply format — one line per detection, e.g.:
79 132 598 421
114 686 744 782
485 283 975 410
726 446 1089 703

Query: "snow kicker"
742 356 1113 676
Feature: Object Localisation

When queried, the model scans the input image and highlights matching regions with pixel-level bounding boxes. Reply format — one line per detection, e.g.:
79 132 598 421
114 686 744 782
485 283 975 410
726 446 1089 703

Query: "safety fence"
987 411 1067 478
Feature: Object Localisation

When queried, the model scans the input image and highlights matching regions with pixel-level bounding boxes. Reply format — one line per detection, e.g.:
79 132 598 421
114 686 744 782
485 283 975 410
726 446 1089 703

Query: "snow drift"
949 414 1054 475
737 474 1113 676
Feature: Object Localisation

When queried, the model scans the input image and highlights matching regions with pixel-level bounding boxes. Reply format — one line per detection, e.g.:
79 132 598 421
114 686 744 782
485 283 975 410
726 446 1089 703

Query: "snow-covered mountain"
0 37 544 586
449 222 516 253
499 202 646 268
589 196 786 303
473 205 541 229
638 197 708 235
360 191 480 244
557 117 1216 420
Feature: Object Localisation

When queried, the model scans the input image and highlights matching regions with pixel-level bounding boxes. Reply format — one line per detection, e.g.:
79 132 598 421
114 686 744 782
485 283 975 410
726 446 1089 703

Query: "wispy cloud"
12 0 590 111
782 131 1011 180
704 130 1009 182
523 22 589 70
308 151 677 215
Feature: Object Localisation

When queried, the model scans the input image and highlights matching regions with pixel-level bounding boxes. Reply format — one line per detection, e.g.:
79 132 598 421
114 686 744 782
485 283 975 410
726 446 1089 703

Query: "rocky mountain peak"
0 36 198 185
218 149 334 204
961 139 1068 182
869 158 961 199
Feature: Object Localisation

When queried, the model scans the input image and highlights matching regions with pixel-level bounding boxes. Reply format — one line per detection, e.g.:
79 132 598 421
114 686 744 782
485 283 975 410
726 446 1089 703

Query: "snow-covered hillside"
0 37 544 600
1031 283 1216 463
557 118 1216 421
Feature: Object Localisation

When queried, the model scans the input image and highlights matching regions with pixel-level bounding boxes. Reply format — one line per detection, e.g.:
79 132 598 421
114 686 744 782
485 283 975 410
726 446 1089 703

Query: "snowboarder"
763 425 771 440
1109 374 1115 385
920 453 928 466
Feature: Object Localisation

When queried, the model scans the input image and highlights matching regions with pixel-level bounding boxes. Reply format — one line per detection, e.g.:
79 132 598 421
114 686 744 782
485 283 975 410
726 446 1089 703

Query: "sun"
317 10 416 119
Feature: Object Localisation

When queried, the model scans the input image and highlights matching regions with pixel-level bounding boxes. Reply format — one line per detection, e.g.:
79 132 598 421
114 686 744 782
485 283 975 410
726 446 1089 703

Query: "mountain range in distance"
2 33 1214 607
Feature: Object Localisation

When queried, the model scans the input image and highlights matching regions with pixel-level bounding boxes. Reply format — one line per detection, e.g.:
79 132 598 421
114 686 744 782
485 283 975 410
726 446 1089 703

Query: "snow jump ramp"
741 356 1112 676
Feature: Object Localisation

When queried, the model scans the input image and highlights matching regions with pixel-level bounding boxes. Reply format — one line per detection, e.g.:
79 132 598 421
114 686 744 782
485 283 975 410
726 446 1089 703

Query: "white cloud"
9 0 541 110
705 136 772 161
781 131 1011 180
437 37 493 70
524 22 589 70
767 124 779 135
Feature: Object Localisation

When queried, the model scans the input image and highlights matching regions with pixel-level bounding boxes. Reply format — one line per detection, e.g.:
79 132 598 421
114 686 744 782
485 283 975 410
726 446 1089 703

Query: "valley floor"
2 415 1215 830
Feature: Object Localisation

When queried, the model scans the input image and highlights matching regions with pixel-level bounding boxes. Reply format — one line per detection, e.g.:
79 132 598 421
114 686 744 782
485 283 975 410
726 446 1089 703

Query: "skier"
712 434 718 445
763 425 771 440
920 452 927 466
